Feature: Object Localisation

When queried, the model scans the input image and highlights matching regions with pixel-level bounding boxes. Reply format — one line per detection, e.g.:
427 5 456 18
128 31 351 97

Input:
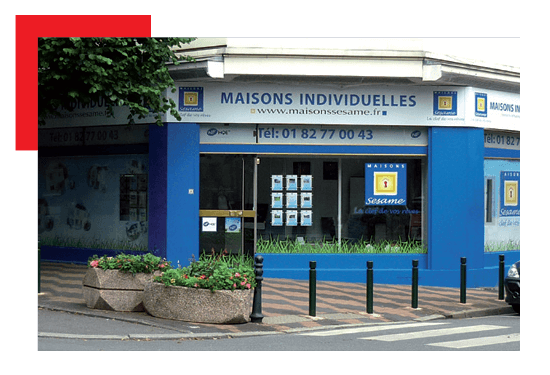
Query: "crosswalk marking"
358 325 507 342
299 322 448 337
427 333 520 349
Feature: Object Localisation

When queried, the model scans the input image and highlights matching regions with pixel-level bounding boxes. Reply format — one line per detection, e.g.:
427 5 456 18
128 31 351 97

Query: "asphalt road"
38 311 519 351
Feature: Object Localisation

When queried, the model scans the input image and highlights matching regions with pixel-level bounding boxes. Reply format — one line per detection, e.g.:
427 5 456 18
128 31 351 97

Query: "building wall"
166 123 200 264
428 127 485 270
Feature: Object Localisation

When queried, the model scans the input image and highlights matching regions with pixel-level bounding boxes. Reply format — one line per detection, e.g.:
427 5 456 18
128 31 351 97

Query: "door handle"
229 210 243 217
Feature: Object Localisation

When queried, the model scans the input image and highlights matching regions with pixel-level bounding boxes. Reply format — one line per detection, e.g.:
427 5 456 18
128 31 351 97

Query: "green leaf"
38 37 194 126
62 48 76 55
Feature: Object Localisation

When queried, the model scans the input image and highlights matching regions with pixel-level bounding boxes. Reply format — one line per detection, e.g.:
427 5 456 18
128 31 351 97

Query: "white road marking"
427 333 520 349
299 322 448 336
359 325 508 342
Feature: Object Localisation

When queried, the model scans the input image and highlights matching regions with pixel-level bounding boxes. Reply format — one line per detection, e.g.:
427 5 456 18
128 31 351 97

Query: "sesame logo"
433 91 457 116
179 87 204 112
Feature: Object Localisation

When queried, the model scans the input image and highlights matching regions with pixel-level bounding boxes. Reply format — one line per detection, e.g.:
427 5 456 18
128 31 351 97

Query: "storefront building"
39 39 519 287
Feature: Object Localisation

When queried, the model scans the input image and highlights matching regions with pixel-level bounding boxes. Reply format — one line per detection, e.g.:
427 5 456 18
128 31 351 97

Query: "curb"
38 330 284 341
443 306 515 319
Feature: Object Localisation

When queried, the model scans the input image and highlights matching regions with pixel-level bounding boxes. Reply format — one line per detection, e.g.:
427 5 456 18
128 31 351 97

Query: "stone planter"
143 282 253 324
82 268 158 312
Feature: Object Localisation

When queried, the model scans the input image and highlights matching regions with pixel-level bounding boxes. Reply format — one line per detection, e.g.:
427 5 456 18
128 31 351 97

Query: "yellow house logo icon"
374 172 397 195
184 92 199 106
477 97 486 112
504 180 518 206
475 92 488 117
438 96 453 110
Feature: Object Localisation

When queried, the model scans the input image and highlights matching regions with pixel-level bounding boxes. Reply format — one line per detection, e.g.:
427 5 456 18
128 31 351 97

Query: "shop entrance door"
199 155 257 257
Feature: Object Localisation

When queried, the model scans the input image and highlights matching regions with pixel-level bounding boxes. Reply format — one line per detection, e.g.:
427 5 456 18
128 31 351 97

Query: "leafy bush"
87 253 171 274
154 253 256 292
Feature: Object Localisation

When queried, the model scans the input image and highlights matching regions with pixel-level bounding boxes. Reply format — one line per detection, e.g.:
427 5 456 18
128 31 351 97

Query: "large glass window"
484 159 520 252
199 154 426 254
255 156 426 253
38 154 149 251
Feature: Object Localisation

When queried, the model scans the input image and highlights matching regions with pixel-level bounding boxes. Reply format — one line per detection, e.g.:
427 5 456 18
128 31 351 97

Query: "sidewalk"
38 262 514 340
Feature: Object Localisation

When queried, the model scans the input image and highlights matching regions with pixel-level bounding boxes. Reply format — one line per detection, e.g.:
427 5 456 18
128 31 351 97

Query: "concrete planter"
143 282 253 324
82 268 158 312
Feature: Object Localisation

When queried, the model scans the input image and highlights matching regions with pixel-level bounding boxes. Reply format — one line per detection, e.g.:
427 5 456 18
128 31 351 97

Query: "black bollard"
498 254 505 300
460 257 467 304
412 259 419 308
309 261 317 316
36 241 41 294
250 255 264 323
366 261 373 314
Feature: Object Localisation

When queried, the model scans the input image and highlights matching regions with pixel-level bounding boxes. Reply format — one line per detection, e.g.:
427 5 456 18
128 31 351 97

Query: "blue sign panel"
500 171 520 217
365 163 407 205
433 91 457 116
179 87 204 112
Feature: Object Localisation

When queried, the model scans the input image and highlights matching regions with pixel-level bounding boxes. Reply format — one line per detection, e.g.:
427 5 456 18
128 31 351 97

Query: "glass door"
199 154 256 257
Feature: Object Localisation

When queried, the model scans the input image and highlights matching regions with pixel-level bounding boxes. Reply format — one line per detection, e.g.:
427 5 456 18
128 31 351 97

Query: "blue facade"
143 125 515 287
39 123 519 287
166 123 200 264
148 123 201 264
38 114 519 289
148 125 168 258
428 127 485 271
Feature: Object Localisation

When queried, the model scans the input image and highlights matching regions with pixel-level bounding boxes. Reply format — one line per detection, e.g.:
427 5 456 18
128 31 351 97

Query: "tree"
38 37 195 126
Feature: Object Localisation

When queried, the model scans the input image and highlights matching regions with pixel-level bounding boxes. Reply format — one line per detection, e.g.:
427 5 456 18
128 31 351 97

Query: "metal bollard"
460 257 467 304
412 259 419 308
498 254 505 300
309 261 317 317
36 241 41 293
366 261 373 314
250 255 264 323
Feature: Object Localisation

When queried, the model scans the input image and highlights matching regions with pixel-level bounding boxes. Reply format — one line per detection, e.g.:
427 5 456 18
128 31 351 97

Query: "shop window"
255 156 425 253
483 159 520 252
38 154 150 252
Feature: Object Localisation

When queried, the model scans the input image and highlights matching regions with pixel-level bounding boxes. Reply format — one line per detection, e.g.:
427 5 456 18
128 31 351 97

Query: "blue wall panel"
166 123 200 265
256 251 519 287
428 127 485 270
148 125 167 258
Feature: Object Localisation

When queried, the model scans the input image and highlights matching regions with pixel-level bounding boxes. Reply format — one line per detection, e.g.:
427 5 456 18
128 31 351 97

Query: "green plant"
484 240 520 252
38 37 195 127
87 253 171 274
154 252 256 292
256 236 427 254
